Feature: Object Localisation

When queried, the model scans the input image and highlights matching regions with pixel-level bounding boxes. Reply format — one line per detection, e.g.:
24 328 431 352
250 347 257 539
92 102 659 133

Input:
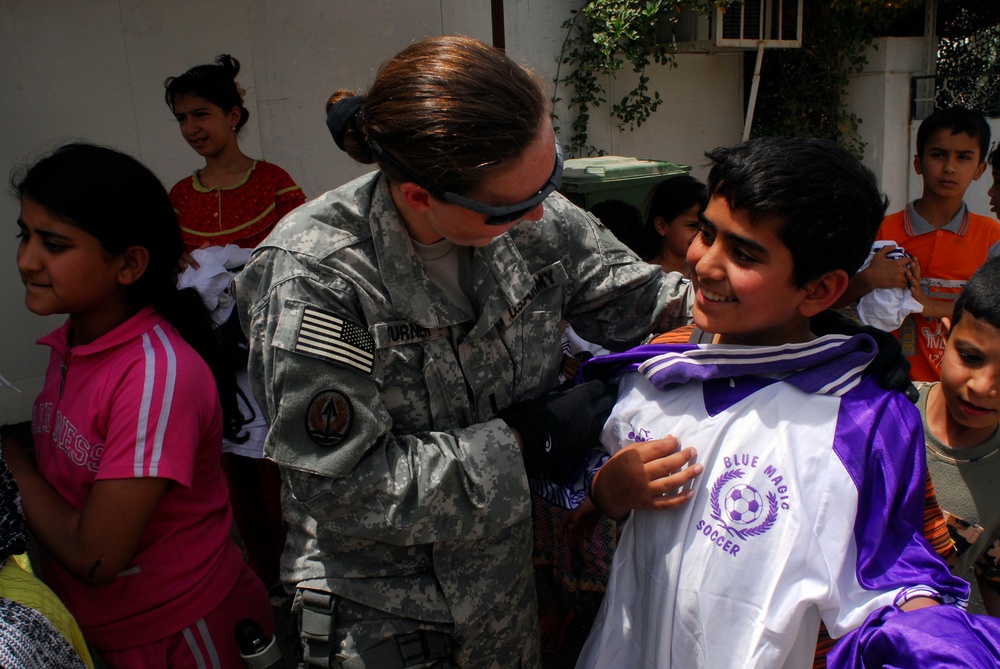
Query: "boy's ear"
913 153 924 176
117 246 149 286
799 269 849 318
397 182 434 214
942 317 952 338
653 216 670 235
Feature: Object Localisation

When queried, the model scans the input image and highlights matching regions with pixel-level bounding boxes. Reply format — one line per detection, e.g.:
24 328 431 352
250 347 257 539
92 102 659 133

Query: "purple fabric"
702 376 775 416
829 605 1000 668
832 376 967 602
581 335 876 398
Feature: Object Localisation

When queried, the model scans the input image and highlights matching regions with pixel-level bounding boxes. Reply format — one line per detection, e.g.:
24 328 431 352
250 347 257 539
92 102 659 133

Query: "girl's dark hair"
164 54 250 131
639 175 708 261
326 35 547 195
13 143 247 441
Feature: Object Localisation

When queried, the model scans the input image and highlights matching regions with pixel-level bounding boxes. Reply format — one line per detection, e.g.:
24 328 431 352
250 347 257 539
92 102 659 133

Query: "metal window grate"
910 74 1000 121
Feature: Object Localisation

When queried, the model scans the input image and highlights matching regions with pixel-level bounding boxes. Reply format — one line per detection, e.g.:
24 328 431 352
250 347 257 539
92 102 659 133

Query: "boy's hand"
560 354 585 382
590 436 702 522
906 258 953 321
557 497 602 550
863 245 910 290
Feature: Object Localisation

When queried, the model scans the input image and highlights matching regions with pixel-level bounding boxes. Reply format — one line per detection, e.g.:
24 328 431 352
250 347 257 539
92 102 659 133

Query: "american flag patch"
295 307 375 375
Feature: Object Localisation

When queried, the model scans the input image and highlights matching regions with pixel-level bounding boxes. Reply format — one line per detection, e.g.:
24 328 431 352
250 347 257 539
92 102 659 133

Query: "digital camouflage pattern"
233 171 692 664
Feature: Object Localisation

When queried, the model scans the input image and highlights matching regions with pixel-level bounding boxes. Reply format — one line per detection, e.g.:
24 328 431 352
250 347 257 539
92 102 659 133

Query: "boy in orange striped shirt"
841 106 1000 382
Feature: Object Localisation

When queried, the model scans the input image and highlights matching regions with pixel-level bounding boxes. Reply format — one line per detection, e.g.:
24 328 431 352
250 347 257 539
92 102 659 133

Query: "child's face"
172 93 241 159
913 129 986 202
988 167 1000 218
939 312 1000 432
16 196 127 323
687 195 813 346
657 203 701 258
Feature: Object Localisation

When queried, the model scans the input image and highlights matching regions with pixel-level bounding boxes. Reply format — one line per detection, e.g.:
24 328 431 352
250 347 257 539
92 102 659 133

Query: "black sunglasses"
370 139 564 225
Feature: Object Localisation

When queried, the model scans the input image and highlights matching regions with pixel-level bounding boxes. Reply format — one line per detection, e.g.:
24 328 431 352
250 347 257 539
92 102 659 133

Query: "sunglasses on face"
370 139 564 226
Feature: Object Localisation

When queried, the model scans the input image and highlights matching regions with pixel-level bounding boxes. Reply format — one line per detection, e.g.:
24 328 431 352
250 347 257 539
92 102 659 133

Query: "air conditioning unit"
671 0 803 52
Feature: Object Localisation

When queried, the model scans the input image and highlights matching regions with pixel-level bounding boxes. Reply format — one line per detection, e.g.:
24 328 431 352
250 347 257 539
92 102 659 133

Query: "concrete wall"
0 0 744 423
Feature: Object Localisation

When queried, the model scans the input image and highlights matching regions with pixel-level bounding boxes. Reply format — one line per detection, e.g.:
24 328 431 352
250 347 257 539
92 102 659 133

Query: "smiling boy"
575 137 980 669
843 106 1000 382
916 257 1000 617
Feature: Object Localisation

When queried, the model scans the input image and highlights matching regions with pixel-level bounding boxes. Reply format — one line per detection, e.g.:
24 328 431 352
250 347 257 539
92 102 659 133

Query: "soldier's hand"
499 379 616 478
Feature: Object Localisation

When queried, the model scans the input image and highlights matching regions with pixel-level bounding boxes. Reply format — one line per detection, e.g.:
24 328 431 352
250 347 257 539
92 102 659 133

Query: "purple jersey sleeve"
828 604 1000 668
834 377 969 605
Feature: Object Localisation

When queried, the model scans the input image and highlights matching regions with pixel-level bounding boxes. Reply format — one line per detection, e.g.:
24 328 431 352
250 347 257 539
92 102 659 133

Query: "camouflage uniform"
234 172 691 668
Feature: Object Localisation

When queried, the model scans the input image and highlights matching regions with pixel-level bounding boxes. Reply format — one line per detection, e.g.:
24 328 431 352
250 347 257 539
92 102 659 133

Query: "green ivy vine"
554 0 925 158
750 1 924 158
554 0 730 156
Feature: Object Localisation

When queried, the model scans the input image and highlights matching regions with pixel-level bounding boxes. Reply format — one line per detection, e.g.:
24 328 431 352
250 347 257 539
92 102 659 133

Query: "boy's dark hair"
705 137 888 287
953 256 1000 331
915 105 990 161
990 145 1000 171
589 199 644 257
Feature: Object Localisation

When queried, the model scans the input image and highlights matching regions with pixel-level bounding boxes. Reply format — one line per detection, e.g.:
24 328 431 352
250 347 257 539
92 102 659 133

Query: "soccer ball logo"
724 484 764 525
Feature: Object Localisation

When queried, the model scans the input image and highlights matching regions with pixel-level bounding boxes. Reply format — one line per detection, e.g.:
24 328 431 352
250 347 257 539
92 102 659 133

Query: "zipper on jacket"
59 362 68 399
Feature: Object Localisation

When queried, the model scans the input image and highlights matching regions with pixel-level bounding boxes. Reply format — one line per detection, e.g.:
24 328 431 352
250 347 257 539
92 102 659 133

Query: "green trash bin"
558 155 690 218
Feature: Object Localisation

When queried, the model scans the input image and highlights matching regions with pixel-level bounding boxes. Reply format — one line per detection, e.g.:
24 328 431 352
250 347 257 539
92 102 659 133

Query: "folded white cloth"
177 245 253 327
856 240 923 332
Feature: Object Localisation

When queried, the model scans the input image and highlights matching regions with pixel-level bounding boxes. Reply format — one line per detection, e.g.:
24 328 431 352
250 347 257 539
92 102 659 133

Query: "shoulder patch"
305 390 353 447
295 307 375 376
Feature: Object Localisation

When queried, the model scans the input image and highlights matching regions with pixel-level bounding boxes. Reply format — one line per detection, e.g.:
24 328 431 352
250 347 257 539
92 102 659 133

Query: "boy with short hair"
915 257 1000 617
575 137 985 669
844 105 1000 382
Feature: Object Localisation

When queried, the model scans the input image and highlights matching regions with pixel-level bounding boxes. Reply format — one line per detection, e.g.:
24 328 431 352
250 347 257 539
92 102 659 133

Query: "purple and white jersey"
577 334 968 669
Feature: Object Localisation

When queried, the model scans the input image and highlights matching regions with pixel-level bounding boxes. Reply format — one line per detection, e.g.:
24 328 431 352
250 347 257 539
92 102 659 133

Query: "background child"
4 143 273 668
914 256 1000 617
577 137 978 669
843 105 1000 382
164 54 304 589
164 54 305 254
638 174 708 278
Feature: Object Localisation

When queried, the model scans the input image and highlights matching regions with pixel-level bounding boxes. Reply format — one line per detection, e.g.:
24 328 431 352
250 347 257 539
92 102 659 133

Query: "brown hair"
328 35 547 195
165 54 250 132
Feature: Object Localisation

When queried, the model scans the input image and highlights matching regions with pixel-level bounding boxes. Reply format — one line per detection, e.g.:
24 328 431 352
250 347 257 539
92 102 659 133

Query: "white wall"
0 0 744 423
847 37 925 212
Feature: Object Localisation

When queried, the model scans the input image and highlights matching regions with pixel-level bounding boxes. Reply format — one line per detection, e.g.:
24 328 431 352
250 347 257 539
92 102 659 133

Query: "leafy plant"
553 0 729 156
554 0 924 159
750 1 923 158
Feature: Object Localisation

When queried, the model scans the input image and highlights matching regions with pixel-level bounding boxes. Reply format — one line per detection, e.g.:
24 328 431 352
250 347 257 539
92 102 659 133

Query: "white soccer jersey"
577 335 968 669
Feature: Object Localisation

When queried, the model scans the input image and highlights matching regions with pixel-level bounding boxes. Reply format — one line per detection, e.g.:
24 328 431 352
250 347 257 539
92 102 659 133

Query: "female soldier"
234 35 692 668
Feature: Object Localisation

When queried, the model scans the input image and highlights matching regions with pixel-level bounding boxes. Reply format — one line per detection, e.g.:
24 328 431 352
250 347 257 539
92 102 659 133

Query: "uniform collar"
368 176 537 331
